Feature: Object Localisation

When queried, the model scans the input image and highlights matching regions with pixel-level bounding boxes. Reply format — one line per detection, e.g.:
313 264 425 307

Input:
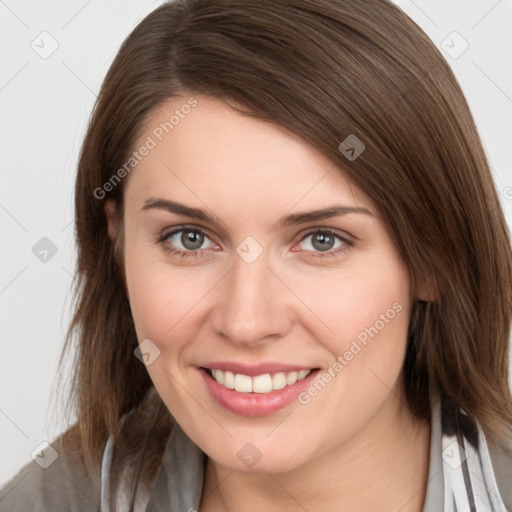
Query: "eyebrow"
141 197 373 229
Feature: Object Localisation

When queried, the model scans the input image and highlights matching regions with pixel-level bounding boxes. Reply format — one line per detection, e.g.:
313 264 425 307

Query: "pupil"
313 233 333 251
182 230 203 250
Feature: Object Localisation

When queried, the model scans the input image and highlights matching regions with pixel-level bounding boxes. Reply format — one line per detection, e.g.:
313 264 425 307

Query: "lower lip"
198 367 320 416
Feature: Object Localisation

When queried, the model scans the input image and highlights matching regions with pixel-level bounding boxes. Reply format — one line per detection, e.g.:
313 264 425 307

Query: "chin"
207 444 310 474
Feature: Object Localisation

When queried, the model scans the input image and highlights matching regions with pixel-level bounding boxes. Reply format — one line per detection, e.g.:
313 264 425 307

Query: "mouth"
203 367 315 393
198 366 321 416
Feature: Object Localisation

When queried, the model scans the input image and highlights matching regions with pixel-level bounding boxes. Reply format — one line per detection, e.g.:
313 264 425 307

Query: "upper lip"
200 362 318 376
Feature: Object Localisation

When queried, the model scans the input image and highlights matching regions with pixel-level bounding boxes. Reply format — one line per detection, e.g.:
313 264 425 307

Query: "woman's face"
108 95 421 473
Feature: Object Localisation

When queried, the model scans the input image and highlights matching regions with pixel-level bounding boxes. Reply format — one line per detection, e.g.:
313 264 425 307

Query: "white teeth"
234 374 253 392
223 370 235 389
272 372 287 390
212 369 223 385
286 371 298 385
209 368 312 393
253 374 273 393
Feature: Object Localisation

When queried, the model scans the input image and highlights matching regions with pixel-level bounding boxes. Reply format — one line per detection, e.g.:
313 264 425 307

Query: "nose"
210 246 293 347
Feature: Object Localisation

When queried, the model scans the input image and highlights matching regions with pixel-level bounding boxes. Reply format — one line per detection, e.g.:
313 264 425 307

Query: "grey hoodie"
1 389 511 511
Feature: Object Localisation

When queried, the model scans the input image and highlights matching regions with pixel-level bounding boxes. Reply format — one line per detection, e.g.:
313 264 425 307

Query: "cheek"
123 235 178 343
288 256 412 447
124 255 166 340
123 238 216 352
284 253 411 367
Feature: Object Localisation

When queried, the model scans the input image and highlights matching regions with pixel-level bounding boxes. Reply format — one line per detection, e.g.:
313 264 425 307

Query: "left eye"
296 230 350 255
163 228 215 252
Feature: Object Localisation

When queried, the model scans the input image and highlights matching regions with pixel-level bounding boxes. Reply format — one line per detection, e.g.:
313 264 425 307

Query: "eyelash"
157 225 354 261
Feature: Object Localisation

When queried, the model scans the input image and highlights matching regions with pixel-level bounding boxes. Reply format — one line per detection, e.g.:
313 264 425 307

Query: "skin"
105 95 433 512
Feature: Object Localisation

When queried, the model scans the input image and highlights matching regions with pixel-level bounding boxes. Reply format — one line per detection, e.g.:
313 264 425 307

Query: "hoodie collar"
100 392 509 511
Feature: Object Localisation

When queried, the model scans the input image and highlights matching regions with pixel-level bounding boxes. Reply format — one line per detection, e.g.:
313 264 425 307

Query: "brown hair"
54 0 512 504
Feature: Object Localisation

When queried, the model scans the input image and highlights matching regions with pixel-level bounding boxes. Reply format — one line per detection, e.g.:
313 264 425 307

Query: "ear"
104 199 128 294
104 200 119 240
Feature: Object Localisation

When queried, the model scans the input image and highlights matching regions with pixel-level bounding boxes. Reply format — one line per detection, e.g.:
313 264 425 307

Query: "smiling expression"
106 94 419 473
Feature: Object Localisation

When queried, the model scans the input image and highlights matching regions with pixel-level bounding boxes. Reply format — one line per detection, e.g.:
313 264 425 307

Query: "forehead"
124 95 374 220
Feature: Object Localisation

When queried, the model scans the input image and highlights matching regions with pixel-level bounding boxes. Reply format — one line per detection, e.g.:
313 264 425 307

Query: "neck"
199 393 431 512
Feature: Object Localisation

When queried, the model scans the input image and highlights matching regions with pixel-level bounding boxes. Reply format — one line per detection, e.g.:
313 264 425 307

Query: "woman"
1 0 511 511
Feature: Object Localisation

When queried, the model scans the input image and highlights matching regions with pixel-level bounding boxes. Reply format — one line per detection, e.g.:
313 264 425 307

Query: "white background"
1 0 511 485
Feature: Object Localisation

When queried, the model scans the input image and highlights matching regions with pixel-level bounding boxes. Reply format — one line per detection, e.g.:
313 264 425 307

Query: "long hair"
54 0 512 504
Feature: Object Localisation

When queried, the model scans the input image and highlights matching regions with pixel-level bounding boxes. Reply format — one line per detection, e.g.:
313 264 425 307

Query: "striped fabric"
440 400 508 511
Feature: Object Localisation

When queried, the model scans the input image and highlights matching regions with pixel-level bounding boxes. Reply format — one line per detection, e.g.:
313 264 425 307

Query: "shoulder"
0 426 101 512
488 437 512 511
